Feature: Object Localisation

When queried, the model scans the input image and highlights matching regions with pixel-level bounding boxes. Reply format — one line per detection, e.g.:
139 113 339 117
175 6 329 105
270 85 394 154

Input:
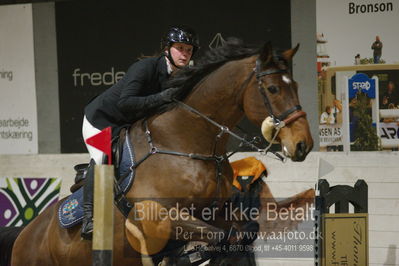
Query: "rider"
81 25 199 239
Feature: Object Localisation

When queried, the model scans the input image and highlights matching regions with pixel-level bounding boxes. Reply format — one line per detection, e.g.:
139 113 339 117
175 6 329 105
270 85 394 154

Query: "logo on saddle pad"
62 199 79 215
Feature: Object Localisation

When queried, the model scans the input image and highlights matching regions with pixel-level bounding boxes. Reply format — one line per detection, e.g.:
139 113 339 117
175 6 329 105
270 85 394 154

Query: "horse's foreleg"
258 188 315 234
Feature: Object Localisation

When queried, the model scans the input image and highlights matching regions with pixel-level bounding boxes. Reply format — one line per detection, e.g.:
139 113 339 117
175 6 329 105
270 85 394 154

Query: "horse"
5 39 313 265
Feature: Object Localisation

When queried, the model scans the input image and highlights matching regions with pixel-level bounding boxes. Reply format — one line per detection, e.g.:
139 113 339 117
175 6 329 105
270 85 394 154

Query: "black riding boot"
81 159 95 240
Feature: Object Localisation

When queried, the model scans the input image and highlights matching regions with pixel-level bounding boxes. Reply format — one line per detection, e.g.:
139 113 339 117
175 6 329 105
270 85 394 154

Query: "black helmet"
162 26 200 54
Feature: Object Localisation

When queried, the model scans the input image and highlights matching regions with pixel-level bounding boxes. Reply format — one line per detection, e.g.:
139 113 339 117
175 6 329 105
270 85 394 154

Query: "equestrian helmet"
162 26 200 54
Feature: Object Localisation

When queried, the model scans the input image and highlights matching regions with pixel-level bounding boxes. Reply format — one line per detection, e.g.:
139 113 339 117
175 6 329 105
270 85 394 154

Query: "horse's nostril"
297 141 306 152
295 141 307 160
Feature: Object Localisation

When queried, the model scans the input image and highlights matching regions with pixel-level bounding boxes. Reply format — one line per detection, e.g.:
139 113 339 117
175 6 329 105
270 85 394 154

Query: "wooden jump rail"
92 165 114 266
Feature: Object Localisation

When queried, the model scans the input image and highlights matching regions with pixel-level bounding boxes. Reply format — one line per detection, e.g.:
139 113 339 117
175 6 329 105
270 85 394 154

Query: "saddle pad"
58 133 136 228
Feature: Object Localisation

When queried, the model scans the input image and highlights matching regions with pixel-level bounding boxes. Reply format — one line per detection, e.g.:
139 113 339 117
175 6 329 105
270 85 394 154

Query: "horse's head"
243 42 313 161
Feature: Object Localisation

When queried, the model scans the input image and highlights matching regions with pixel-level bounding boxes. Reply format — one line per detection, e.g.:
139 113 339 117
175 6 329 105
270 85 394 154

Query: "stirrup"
81 219 93 240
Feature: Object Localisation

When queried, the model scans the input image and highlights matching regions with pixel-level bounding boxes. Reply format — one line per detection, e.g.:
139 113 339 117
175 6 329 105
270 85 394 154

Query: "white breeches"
82 115 103 165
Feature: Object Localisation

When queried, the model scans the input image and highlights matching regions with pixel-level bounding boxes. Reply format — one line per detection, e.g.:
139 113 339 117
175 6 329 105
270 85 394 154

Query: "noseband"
255 59 306 128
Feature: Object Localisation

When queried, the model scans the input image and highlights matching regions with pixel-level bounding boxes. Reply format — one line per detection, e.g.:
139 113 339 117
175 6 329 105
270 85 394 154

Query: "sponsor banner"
380 122 399 139
348 73 376 99
0 4 38 154
319 124 343 147
0 177 61 226
55 0 291 152
322 213 368 266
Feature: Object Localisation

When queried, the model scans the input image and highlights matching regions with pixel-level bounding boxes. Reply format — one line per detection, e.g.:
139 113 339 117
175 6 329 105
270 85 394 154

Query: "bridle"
255 59 307 129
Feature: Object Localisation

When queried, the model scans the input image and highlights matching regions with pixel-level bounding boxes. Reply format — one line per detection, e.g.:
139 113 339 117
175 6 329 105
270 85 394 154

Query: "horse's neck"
184 56 255 130
148 56 255 155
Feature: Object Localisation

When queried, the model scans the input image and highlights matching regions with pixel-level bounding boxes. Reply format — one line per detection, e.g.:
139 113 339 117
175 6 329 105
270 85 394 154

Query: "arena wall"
1 151 398 265
0 153 89 199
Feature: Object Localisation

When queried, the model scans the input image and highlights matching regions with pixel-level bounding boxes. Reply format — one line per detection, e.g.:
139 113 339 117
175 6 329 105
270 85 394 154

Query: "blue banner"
348 73 376 99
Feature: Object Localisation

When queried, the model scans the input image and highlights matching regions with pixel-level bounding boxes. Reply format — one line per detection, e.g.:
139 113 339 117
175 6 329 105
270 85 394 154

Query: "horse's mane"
146 38 260 117
168 38 259 99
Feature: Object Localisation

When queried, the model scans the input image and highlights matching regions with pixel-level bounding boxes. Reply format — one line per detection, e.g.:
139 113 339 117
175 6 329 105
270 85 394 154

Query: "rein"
174 100 284 161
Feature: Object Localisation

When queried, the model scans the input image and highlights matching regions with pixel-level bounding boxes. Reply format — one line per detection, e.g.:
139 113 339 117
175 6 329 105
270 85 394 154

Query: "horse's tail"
0 226 24 266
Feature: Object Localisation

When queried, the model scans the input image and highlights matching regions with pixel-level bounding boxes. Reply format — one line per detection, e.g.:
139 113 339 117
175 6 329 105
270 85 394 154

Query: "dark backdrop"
56 0 291 152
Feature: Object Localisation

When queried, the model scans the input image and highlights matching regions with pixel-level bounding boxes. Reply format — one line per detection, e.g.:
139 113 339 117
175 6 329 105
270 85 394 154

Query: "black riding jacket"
84 56 171 130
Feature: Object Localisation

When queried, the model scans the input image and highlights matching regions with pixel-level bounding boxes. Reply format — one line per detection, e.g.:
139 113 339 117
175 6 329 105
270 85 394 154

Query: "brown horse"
7 39 313 265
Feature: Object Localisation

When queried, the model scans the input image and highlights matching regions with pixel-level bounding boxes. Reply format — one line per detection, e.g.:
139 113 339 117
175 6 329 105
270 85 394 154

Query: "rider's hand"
161 87 180 102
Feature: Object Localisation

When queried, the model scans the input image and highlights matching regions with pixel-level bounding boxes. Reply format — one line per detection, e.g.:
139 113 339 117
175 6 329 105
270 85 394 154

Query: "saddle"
59 127 134 228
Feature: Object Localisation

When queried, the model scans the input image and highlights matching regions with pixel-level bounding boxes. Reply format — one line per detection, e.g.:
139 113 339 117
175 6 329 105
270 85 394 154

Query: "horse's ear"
259 41 273 63
282 43 300 61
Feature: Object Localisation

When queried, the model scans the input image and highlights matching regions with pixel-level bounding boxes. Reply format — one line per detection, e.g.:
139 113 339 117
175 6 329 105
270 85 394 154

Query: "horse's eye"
268 85 279 94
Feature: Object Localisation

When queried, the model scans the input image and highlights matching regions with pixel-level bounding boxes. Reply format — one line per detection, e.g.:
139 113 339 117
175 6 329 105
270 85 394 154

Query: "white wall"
1 152 398 265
